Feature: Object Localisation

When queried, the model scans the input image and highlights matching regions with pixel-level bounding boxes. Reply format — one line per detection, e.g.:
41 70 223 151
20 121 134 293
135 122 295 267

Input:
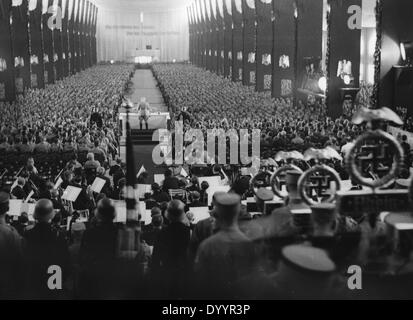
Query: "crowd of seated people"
0 64 134 186
153 64 368 157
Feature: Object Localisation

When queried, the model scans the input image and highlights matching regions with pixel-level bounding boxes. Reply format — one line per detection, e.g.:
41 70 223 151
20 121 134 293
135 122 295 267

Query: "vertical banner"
92 4 98 65
187 6 193 64
11 0 31 94
53 0 63 80
85 0 91 68
28 0 45 89
191 3 199 66
204 0 212 71
42 0 55 84
242 0 256 87
232 0 243 82
79 0 85 70
272 0 295 98
209 0 219 73
61 0 69 77
68 0 75 74
216 0 225 76
327 0 362 118
0 0 15 101
296 0 323 91
256 0 273 92
223 0 232 78
198 0 206 68
74 0 81 72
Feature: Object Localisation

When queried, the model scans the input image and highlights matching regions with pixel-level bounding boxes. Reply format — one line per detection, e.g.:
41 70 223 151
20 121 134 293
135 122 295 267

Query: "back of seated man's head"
165 169 172 178
191 191 200 201
151 183 161 193
151 207 163 227
167 200 185 223
97 198 116 223
34 199 55 223
94 141 99 147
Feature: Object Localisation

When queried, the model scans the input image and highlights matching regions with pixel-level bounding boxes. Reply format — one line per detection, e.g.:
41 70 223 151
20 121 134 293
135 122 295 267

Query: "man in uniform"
137 97 151 130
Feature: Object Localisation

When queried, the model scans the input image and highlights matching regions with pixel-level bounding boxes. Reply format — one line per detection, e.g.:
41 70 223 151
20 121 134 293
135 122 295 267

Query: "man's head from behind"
151 207 163 227
34 199 55 223
166 200 185 223
96 198 116 223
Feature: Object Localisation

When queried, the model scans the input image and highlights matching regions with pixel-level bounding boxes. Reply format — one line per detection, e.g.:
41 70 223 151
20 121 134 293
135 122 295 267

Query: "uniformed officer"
137 97 151 130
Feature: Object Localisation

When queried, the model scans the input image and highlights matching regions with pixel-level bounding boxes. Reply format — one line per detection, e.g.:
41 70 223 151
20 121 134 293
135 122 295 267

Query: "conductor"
137 97 151 130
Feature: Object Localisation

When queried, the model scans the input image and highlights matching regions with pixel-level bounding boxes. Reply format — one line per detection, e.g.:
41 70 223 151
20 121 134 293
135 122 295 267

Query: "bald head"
34 199 55 223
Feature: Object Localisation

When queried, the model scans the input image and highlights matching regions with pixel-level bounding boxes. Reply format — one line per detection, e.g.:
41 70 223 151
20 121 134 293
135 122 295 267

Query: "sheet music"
8 200 23 216
207 185 231 205
91 177 106 193
137 184 151 199
62 186 82 202
154 174 164 185
189 207 211 224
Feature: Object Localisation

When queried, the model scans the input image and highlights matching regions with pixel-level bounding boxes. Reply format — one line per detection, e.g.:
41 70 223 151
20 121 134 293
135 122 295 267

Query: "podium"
127 49 161 64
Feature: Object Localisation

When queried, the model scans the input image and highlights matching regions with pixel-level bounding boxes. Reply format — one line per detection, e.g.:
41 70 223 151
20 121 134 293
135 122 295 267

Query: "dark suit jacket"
162 176 179 192
152 222 191 274
24 223 70 299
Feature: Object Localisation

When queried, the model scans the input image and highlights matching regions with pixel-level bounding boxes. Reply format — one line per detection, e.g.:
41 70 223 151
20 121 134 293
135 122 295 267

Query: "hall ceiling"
93 0 191 12
94 0 376 27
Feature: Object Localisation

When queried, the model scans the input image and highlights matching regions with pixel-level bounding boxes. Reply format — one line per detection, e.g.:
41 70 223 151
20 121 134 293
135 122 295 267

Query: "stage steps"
131 129 158 145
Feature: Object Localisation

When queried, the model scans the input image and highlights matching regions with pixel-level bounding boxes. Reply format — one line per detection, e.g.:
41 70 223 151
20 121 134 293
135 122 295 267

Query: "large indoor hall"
1 0 413 305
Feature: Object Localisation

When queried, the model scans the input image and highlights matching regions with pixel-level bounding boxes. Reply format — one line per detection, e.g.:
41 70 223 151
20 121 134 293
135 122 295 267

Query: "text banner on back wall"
327 0 362 119
11 0 31 94
0 0 15 102
272 0 296 98
256 0 273 92
242 0 256 87
97 5 189 63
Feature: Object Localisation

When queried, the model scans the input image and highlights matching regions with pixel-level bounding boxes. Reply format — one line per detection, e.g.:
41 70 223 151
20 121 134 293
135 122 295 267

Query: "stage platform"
119 70 170 170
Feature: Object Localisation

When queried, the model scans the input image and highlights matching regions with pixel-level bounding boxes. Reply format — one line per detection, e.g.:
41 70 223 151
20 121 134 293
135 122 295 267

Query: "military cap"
255 188 274 202
214 193 241 207
282 245 336 274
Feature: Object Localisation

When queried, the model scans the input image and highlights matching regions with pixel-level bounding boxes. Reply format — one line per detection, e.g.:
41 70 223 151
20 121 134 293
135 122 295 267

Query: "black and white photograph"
1 0 413 305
